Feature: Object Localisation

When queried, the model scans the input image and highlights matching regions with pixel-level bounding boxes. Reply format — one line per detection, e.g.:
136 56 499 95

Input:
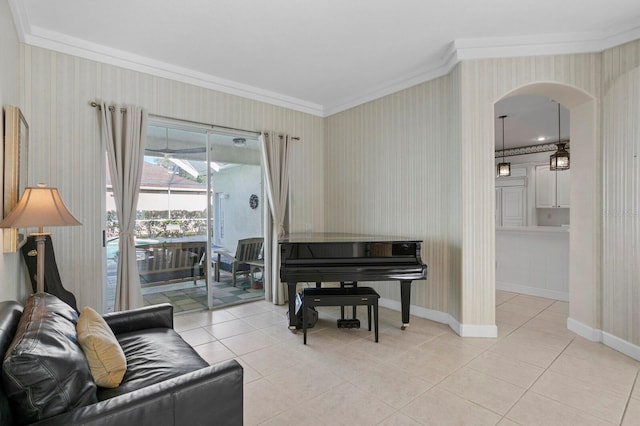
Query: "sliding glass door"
104 119 263 313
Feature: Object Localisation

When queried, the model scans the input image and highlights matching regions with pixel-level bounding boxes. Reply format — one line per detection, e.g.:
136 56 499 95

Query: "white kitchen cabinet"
502 186 526 226
535 165 555 207
535 165 570 208
556 169 570 207
496 188 502 227
496 185 525 226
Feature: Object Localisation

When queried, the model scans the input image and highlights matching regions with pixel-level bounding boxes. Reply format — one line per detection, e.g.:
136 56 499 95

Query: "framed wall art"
3 105 29 253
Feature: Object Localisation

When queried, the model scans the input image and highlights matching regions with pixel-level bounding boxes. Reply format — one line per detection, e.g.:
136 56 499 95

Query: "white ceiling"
8 0 640 116
495 95 569 150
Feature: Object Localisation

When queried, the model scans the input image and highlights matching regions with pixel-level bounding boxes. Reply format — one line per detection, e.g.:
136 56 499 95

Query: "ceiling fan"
145 128 204 178
145 127 206 156
146 146 206 155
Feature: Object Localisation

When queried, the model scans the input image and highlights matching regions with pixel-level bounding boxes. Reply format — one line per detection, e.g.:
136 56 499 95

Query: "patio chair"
214 237 263 287
137 241 206 287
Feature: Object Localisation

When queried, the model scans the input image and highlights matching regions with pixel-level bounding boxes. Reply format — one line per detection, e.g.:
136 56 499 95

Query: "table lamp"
0 184 81 293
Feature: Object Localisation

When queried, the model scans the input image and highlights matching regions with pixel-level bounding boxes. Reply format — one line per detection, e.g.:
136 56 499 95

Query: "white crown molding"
9 0 640 118
322 58 457 117
7 0 28 42
323 24 640 116
454 22 640 61
17 23 325 116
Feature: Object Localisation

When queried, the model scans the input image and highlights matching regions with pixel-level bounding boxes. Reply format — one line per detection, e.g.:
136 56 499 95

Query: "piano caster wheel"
401 324 409 330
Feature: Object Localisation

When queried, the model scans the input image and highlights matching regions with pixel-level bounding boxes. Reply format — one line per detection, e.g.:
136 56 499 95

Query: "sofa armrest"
31 359 243 426
103 303 174 335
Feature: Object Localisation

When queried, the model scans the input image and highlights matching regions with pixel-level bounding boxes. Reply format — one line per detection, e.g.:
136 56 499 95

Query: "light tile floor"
174 290 640 425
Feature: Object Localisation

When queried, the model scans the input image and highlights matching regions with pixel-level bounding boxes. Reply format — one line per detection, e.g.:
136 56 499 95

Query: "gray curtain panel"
102 103 148 311
260 132 291 305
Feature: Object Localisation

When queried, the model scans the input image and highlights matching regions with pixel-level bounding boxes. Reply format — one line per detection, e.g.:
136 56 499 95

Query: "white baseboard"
603 332 640 361
379 298 497 338
496 281 569 302
448 316 497 338
459 323 498 338
567 317 640 362
373 299 640 360
566 317 602 341
379 301 639 359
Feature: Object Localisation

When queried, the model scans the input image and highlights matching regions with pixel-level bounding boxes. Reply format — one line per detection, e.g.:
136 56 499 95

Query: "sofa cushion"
2 293 97 425
97 328 208 401
76 306 127 388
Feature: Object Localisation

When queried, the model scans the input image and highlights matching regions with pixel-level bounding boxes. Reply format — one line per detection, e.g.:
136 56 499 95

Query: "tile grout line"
620 369 639 425
501 301 577 424
376 305 519 423
479 296 568 423
205 294 599 424
370 295 557 423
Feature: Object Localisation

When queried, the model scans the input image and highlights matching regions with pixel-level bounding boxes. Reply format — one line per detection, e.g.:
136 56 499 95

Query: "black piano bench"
301 287 379 344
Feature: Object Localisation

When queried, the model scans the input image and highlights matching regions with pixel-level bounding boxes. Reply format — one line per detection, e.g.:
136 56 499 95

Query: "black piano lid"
279 232 422 244
279 232 424 262
279 232 427 282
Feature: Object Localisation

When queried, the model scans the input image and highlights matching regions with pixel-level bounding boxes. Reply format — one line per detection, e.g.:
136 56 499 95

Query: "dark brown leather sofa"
0 293 242 426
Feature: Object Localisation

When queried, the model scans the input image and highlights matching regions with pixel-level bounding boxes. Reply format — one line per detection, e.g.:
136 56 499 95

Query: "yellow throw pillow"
76 306 127 388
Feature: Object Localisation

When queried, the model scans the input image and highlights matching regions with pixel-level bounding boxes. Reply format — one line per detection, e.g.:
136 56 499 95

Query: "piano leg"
287 282 298 330
400 280 412 330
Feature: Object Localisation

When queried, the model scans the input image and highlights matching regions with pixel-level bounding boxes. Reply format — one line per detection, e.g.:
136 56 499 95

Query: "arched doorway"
493 82 599 336
494 95 571 300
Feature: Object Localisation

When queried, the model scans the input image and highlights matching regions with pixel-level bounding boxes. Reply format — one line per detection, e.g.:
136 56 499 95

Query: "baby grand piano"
280 233 428 330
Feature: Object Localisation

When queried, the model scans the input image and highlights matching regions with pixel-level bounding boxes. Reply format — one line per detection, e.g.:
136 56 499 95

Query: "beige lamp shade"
0 184 81 232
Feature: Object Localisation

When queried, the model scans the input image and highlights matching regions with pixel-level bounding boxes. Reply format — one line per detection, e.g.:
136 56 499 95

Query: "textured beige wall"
326 52 604 334
447 65 463 321
325 75 454 314
21 45 325 311
0 0 18 111
568 100 600 333
0 0 29 303
601 40 640 345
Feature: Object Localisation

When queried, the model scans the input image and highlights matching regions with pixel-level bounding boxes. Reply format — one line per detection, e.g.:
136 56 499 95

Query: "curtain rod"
89 101 300 140
90 101 127 113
